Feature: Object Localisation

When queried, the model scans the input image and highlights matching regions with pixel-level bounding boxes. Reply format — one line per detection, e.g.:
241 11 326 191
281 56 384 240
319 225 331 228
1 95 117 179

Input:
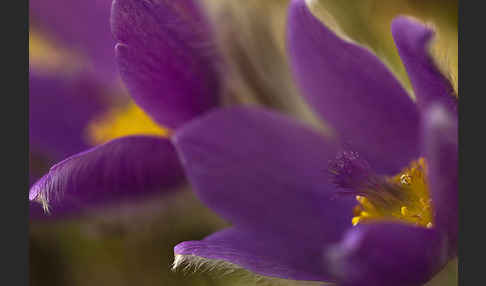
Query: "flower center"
329 152 433 228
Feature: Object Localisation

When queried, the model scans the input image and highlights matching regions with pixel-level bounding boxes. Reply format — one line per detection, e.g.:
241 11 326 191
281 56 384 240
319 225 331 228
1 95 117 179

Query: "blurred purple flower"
29 71 107 180
29 0 222 217
29 0 116 182
170 1 457 285
29 70 111 218
29 0 117 217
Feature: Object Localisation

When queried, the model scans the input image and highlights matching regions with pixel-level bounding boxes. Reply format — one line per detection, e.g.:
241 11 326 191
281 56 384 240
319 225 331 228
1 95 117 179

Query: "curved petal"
29 71 106 163
326 222 449 286
30 136 185 217
30 0 116 79
111 0 221 129
175 227 336 282
173 106 355 280
423 105 458 256
392 16 457 113
287 0 420 175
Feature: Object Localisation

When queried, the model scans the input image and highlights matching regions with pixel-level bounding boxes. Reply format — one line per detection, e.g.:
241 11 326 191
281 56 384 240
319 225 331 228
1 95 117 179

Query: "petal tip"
29 178 51 213
288 0 312 18
391 16 435 47
174 241 193 254
29 185 39 201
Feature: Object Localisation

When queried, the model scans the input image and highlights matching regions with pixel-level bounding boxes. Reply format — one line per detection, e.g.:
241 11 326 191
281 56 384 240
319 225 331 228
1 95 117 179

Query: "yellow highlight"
29 28 83 73
352 158 433 228
86 102 170 145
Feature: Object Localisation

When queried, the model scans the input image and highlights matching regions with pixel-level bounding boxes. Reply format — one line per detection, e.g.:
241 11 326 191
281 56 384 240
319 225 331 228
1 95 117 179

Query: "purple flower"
170 1 457 285
29 0 222 217
29 69 111 183
30 0 120 217
29 0 116 169
29 70 109 219
29 71 108 181
29 0 122 187
30 0 116 217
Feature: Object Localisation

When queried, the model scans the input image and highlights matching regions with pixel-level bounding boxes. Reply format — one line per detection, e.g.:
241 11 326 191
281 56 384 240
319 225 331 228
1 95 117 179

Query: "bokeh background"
29 0 458 285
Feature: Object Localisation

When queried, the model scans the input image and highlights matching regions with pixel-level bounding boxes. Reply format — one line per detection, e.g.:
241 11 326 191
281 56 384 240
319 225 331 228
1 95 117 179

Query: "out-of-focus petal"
326 222 448 286
111 0 221 129
392 16 457 113
173 106 355 280
29 71 106 161
423 105 458 256
30 0 116 79
30 136 185 217
287 0 420 175
175 227 336 282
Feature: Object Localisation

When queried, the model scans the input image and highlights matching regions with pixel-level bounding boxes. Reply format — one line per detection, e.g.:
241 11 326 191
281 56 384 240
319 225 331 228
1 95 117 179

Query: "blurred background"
29 0 458 285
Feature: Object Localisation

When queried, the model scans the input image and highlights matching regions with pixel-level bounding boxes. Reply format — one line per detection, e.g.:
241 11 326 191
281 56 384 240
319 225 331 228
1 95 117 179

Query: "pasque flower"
30 0 115 217
171 1 457 285
29 0 221 215
29 0 115 183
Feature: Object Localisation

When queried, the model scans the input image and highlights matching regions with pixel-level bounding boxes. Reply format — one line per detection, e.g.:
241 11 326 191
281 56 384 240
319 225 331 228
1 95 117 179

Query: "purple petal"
29 71 108 186
326 222 449 286
176 227 339 282
29 71 106 162
30 136 185 217
173 106 355 281
423 105 458 256
287 0 420 175
392 17 457 113
30 0 116 80
111 0 221 129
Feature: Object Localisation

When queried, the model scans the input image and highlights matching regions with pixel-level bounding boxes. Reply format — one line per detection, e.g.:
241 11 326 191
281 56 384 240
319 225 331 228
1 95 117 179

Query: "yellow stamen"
400 206 409 216
86 101 170 145
360 211 371 218
352 158 433 228
356 195 377 212
352 217 362 226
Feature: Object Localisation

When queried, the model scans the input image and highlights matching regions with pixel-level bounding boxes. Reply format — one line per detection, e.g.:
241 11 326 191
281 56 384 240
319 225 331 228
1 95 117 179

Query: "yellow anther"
400 174 411 185
355 195 376 211
360 211 371 218
400 206 409 216
351 158 433 228
351 217 361 226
